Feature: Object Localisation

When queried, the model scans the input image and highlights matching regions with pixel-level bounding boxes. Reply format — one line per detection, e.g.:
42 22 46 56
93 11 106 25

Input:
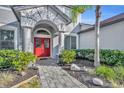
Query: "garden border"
11 75 37 88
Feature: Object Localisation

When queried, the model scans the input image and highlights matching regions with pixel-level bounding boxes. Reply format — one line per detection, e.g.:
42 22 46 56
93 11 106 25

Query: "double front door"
34 37 50 57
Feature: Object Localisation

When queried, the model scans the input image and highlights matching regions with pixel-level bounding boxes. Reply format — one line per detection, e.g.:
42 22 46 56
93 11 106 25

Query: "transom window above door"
0 30 14 49
37 30 50 35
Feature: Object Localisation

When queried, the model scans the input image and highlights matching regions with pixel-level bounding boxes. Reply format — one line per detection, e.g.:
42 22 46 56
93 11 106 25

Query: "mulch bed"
0 68 38 88
60 59 112 88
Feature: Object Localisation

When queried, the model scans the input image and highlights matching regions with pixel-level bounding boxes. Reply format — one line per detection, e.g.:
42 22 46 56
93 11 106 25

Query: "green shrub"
95 65 116 80
96 65 124 87
0 57 11 68
113 66 124 81
61 50 76 64
73 49 124 66
0 50 37 72
12 52 37 72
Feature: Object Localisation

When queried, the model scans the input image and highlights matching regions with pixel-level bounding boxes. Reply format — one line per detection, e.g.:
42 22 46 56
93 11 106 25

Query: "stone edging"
11 75 37 88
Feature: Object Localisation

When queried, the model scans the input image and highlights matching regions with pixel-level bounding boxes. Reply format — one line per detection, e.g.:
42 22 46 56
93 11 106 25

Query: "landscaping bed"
18 75 41 88
0 68 38 88
60 59 112 88
0 50 38 88
59 49 124 88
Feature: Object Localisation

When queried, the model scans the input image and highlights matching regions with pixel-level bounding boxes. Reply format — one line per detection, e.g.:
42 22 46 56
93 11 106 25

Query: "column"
58 31 61 54
22 26 33 53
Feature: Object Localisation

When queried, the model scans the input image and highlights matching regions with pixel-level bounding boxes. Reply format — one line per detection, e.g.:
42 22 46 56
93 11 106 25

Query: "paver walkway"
37 59 87 88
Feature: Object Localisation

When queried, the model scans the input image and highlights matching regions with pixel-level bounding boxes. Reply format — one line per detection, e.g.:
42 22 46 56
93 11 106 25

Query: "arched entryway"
34 28 52 57
33 20 59 58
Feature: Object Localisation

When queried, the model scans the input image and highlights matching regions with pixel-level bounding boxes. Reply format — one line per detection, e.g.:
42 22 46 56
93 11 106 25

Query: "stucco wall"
79 30 95 49
0 6 20 50
79 21 124 50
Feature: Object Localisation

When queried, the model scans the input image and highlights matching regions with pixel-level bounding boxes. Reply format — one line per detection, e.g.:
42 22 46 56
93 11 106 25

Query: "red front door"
34 37 50 57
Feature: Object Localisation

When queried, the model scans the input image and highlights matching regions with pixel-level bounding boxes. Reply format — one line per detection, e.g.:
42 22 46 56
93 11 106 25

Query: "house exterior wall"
79 30 95 49
0 6 85 58
79 21 124 50
0 6 20 50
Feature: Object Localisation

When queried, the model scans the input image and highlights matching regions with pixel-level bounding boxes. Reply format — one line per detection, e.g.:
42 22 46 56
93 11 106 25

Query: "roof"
0 6 17 24
71 23 93 33
78 13 124 34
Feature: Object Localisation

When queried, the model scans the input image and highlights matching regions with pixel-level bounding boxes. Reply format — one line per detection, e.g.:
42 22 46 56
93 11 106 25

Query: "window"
0 30 14 49
37 30 50 35
36 38 41 48
64 36 70 49
44 39 49 48
71 36 76 49
64 35 77 50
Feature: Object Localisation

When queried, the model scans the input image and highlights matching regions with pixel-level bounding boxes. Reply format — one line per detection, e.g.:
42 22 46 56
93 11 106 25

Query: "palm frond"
71 5 92 24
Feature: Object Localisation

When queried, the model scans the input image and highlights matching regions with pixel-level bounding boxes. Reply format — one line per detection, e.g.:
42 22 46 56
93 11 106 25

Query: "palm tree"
71 5 101 67
71 5 92 23
94 5 101 67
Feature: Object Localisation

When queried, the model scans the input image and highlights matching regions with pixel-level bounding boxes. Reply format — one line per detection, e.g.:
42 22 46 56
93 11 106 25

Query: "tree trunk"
94 5 101 67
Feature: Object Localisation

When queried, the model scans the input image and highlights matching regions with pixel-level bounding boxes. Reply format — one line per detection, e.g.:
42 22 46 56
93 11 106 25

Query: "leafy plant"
61 50 76 64
95 65 124 87
0 50 37 72
73 49 124 66
95 65 116 81
113 66 124 82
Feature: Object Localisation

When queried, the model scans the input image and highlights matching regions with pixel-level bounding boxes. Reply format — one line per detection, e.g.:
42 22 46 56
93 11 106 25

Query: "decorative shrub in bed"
73 49 124 66
113 66 124 82
60 50 76 64
95 65 124 87
95 65 116 81
0 50 37 72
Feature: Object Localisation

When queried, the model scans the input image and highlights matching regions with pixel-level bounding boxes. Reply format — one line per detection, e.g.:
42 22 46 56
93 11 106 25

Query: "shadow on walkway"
36 58 58 66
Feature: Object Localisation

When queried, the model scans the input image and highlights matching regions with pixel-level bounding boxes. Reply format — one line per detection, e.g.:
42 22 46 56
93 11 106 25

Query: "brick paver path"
38 65 87 88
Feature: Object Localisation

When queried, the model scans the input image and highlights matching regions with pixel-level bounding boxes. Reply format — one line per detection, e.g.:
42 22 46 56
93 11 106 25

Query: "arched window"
37 30 50 35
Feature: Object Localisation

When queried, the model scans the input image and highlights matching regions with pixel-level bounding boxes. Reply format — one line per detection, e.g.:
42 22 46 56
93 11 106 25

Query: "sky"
81 5 124 24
